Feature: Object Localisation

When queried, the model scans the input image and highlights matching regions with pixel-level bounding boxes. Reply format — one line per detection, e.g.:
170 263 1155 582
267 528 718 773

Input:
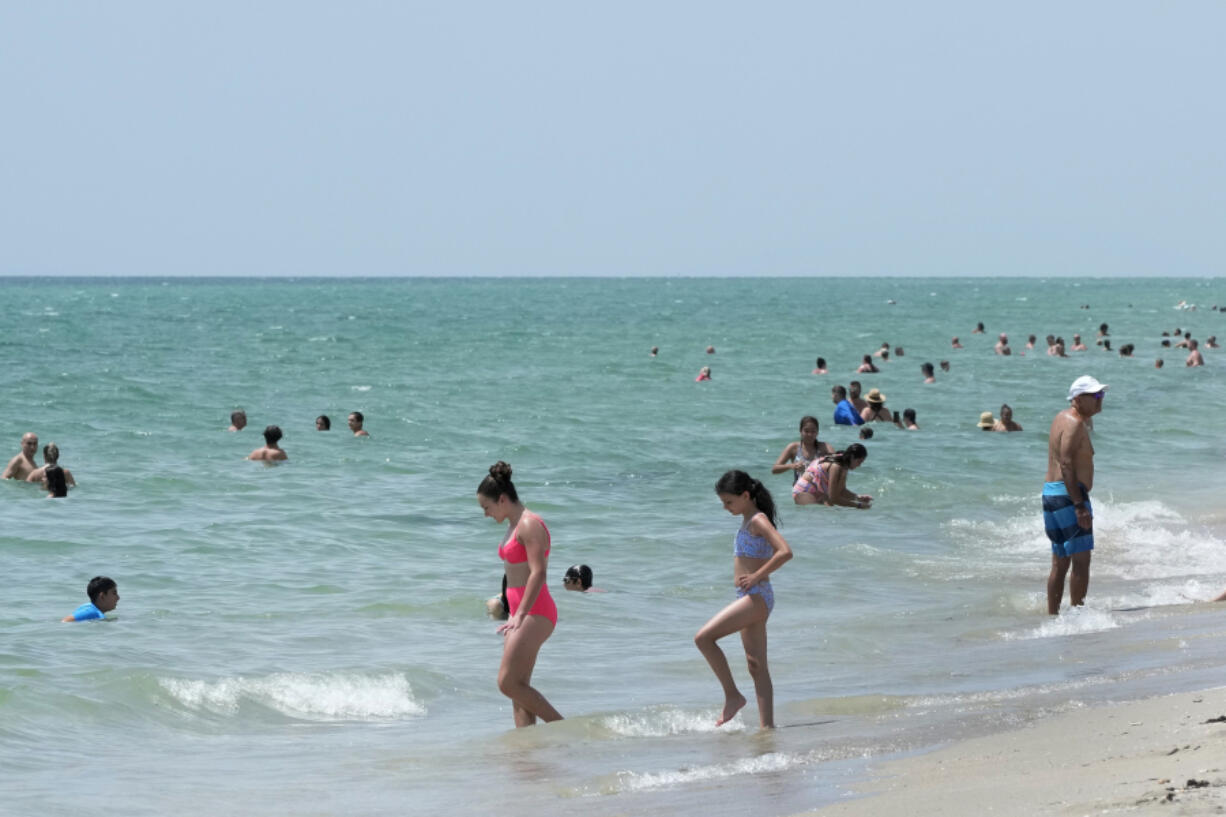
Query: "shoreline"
801 685 1226 816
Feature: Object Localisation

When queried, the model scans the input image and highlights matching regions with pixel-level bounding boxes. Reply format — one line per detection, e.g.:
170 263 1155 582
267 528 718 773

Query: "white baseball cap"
1068 375 1108 402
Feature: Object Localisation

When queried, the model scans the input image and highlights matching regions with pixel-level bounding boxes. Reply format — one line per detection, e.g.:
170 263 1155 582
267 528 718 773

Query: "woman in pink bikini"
477 461 563 727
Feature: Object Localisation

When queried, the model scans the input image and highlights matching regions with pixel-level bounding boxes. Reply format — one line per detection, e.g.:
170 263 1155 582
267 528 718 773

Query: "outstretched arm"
826 463 870 508
771 442 801 475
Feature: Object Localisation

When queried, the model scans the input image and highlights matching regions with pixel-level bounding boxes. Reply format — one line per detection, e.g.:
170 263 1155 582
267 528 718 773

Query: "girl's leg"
740 618 773 727
498 616 563 727
694 595 767 725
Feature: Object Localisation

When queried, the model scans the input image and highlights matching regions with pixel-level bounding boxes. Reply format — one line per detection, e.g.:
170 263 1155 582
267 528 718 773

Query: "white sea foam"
600 707 744 737
351 385 372 392
1003 606 1120 640
949 496 1226 587
610 752 805 793
158 672 425 720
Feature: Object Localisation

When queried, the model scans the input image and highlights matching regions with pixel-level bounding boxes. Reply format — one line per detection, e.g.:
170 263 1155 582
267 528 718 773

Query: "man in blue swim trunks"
1043 375 1106 614
63 576 119 622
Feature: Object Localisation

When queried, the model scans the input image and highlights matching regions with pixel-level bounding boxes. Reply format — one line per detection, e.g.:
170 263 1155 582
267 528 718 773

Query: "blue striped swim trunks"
1042 481 1093 558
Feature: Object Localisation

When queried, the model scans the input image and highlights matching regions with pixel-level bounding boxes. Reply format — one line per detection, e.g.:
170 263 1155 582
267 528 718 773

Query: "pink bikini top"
498 516 551 564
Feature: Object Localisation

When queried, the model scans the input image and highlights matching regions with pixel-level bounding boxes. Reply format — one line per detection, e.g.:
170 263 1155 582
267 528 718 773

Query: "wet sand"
804 686 1226 816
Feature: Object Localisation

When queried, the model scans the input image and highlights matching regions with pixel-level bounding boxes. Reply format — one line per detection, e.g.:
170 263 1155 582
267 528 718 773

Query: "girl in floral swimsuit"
791 444 874 508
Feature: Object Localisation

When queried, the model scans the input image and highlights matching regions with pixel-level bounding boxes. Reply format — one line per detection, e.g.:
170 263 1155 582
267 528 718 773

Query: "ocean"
2 276 1225 816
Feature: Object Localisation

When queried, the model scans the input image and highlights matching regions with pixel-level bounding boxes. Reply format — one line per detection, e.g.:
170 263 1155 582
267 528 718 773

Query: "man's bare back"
1045 408 1094 492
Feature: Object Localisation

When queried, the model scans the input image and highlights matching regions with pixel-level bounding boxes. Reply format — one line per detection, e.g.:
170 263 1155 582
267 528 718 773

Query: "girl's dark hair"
921 362 934 375
903 408 917 422
714 470 778 528
263 425 283 445
816 357 826 367
478 461 518 502
565 564 594 590
499 574 509 618
316 415 331 430
826 443 868 467
45 464 68 498
799 415 819 432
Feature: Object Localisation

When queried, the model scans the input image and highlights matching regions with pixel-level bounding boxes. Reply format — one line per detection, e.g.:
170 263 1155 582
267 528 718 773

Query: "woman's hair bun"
489 461 513 483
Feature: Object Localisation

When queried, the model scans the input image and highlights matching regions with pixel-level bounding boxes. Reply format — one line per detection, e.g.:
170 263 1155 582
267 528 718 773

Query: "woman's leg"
740 618 773 727
694 595 768 725
498 615 563 727
792 491 818 505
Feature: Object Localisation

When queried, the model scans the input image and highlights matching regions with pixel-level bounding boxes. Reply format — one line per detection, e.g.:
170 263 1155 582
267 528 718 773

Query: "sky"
1 2 1223 278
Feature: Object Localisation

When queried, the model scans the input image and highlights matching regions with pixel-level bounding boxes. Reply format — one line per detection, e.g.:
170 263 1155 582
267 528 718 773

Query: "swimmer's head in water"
478 460 519 504
921 362 934 376
939 360 950 371
43 442 59 464
87 576 118 611
563 564 593 590
903 408 917 423
849 381 862 397
832 384 847 400
348 411 364 431
21 432 37 453
799 416 819 435
230 410 246 429
859 426 874 440
816 357 826 368
263 425 283 445
316 415 331 430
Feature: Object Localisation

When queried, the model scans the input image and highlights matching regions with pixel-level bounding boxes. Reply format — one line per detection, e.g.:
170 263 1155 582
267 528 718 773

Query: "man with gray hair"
1042 375 1106 614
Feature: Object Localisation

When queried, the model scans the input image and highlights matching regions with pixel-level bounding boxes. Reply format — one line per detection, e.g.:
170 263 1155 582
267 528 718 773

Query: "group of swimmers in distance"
2 432 76 498
226 409 370 462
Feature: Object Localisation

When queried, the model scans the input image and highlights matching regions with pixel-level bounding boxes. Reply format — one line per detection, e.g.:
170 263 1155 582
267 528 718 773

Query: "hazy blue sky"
2 3 1222 277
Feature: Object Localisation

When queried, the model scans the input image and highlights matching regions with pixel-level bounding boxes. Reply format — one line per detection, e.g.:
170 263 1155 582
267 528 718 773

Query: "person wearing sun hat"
859 388 893 423
1042 375 1107 615
977 411 995 430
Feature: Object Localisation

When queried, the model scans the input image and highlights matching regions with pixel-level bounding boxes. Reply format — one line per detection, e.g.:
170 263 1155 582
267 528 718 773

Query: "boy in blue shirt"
63 576 119 622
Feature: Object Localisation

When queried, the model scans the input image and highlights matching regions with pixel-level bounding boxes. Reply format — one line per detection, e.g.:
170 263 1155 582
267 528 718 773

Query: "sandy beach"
806 687 1226 816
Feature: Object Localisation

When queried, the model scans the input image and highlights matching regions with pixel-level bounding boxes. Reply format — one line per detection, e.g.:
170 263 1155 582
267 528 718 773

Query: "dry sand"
804 687 1226 816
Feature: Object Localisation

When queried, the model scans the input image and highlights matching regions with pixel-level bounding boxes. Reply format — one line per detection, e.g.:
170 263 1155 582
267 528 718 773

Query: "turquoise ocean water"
3 276 1226 816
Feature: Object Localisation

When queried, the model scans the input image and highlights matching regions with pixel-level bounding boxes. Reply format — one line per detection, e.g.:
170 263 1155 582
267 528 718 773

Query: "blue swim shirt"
834 399 865 426
67 602 105 621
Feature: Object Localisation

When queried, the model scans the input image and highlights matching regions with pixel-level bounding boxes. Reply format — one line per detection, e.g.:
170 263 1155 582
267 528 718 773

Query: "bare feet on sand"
717 692 747 726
